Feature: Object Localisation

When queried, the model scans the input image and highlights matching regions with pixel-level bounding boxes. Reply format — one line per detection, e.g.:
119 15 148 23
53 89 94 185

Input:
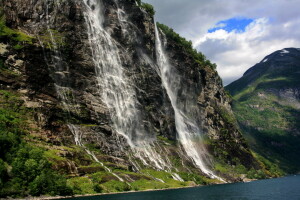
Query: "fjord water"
64 175 300 200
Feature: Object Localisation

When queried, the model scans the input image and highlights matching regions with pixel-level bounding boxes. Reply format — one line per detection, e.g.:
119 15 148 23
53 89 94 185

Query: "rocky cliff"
226 48 300 174
0 0 267 197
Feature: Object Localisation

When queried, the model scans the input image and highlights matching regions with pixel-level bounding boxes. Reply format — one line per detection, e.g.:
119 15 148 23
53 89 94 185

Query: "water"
82 0 144 147
81 0 180 175
40 0 218 181
62 175 300 200
155 25 221 180
41 0 124 181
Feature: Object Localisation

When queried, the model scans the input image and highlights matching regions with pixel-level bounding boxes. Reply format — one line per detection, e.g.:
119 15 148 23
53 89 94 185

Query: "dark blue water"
64 175 300 200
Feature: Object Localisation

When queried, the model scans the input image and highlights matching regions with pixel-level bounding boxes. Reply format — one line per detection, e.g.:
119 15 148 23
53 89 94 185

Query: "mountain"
226 48 300 174
0 0 275 197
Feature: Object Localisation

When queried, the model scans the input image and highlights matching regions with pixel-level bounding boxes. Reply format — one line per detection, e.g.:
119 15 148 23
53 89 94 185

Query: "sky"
143 0 300 85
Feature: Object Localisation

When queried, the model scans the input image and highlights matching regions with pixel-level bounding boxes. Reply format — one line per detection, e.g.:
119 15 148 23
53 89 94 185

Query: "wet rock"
1 0 259 178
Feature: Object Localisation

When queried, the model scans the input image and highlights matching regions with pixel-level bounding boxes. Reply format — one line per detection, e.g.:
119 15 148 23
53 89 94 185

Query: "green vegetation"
38 29 66 49
226 56 300 174
215 105 237 125
132 0 155 16
0 90 72 197
251 152 283 177
0 13 33 49
232 95 300 173
44 149 68 163
140 3 155 16
101 180 131 193
157 22 217 70
130 179 169 191
177 172 215 185
231 84 300 171
66 169 190 195
213 159 280 179
157 135 176 145
67 177 95 195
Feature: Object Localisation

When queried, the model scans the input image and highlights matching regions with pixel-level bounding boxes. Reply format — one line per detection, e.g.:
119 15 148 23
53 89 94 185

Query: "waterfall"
82 0 145 147
40 0 220 183
155 24 222 181
40 0 125 182
81 0 183 181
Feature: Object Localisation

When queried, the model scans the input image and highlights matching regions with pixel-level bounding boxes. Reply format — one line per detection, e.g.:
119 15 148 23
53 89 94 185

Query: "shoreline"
15 172 296 199
21 176 300 200
26 185 202 200
2 172 298 200
18 179 251 200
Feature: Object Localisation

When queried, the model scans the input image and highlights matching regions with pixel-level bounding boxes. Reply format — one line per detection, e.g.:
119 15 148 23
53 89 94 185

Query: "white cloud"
196 18 300 85
143 0 300 85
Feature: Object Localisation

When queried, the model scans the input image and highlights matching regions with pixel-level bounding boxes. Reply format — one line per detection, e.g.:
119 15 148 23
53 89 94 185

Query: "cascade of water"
155 24 223 181
81 0 163 170
68 124 124 181
81 0 184 182
40 0 125 182
82 0 145 146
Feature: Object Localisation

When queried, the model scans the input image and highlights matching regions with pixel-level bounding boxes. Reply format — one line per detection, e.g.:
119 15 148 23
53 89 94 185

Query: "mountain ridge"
226 47 300 174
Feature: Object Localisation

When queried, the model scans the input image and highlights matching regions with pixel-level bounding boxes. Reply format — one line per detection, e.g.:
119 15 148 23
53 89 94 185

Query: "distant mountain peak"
227 47 300 95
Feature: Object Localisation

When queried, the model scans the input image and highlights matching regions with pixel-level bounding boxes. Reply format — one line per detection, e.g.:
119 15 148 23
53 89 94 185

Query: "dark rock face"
1 0 258 179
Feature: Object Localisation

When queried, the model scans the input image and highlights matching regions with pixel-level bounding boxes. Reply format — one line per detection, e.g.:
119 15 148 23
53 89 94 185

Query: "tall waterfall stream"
42 0 222 182
155 24 222 181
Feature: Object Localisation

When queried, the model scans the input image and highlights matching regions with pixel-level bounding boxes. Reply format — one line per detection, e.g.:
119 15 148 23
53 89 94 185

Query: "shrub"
0 13 33 48
29 171 73 196
140 3 155 16
0 159 8 187
157 23 216 70
102 180 131 192
67 177 95 195
0 90 73 197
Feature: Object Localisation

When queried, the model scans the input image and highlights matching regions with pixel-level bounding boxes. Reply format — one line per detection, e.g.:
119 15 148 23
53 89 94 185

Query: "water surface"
64 175 300 200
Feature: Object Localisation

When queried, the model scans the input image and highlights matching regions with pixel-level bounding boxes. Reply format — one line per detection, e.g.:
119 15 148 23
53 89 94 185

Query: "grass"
67 168 190 194
140 169 191 188
177 172 215 185
130 179 171 191
44 149 68 163
101 180 131 193
0 15 33 48
67 177 96 195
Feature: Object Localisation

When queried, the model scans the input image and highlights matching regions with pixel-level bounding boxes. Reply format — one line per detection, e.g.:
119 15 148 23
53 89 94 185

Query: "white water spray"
41 0 124 182
155 24 223 181
81 0 183 181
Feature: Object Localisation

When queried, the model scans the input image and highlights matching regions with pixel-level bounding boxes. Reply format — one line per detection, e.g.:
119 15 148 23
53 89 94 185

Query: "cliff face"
0 0 265 196
226 48 300 173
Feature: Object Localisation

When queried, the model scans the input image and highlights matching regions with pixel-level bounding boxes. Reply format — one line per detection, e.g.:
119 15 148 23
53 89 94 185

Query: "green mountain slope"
226 48 300 173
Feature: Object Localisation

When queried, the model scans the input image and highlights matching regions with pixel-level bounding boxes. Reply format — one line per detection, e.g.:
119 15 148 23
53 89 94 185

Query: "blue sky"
143 0 300 85
208 18 254 33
